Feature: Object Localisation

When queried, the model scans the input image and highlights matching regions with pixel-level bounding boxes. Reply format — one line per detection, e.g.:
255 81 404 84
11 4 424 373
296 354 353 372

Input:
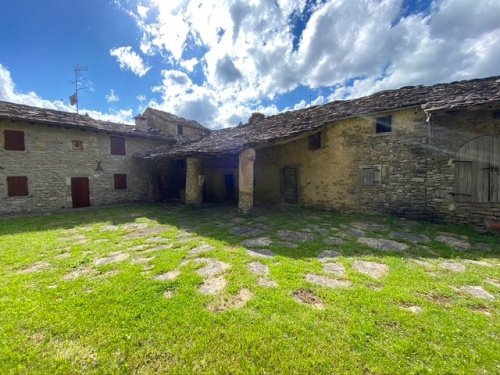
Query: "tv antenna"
69 64 88 114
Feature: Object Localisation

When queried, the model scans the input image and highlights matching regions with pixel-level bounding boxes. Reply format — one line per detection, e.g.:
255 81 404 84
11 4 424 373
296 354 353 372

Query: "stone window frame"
372 115 394 136
359 164 382 186
71 140 84 151
3 129 26 151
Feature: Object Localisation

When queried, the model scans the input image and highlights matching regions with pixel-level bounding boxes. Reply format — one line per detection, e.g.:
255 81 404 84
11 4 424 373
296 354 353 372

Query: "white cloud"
105 89 119 103
137 94 146 102
110 46 151 77
179 57 198 72
114 0 500 128
0 64 135 125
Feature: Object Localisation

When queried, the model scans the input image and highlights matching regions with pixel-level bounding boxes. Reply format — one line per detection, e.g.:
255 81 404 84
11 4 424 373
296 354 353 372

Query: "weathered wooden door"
454 136 500 202
71 177 90 208
283 167 298 203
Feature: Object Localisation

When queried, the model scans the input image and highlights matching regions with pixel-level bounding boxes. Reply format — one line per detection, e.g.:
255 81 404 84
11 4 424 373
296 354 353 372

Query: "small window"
114 174 127 190
360 165 381 186
110 136 126 155
177 125 184 135
72 140 83 150
375 116 392 134
4 130 25 151
308 132 322 150
7 176 28 196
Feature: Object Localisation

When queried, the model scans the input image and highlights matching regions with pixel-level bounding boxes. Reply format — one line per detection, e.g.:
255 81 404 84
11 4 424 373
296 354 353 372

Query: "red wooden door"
71 177 90 208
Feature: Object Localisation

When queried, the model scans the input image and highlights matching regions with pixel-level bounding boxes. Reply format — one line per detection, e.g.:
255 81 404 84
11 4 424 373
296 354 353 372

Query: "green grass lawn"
0 204 498 374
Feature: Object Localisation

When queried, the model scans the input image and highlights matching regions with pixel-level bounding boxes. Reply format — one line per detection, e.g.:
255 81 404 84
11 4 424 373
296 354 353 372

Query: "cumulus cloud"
0 64 135 124
110 46 151 77
137 94 146 102
114 0 500 128
105 89 119 103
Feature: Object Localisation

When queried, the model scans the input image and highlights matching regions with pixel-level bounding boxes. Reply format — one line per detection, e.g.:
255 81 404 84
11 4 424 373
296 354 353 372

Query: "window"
110 136 126 155
375 116 392 134
7 176 28 196
114 174 127 190
360 165 381 186
177 125 184 135
4 130 25 151
308 132 322 150
72 140 83 150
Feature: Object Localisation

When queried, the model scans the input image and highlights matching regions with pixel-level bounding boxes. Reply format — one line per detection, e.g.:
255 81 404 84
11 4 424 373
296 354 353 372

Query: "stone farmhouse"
1 76 499 229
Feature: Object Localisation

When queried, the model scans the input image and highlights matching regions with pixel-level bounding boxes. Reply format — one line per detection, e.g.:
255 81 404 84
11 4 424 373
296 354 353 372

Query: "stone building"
0 102 208 214
2 76 499 228
141 76 500 228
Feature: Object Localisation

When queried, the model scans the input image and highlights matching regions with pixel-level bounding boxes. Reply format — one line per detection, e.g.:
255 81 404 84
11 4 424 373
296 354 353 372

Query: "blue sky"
0 0 499 128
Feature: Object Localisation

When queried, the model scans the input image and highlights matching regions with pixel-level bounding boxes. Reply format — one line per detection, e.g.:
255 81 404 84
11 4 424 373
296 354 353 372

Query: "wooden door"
283 167 298 203
454 136 499 202
71 177 90 208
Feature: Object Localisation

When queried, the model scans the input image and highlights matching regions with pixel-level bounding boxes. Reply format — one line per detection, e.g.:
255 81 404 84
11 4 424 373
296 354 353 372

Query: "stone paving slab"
199 276 227 295
391 232 430 244
248 262 269 276
155 270 180 281
438 261 466 272
276 230 316 242
195 260 231 278
305 274 352 288
246 249 275 258
95 253 129 266
207 288 253 312
358 237 409 252
241 237 272 248
317 250 341 262
435 235 470 251
353 260 389 279
188 243 215 256
324 237 345 245
460 285 495 300
351 221 389 232
323 263 346 277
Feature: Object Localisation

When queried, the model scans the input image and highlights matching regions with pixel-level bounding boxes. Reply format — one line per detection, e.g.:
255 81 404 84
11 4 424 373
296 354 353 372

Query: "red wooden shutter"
7 176 28 196
114 174 127 189
110 136 126 155
4 130 25 151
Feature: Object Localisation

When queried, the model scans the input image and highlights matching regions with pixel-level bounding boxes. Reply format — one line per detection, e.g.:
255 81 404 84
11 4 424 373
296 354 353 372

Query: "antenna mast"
70 64 88 114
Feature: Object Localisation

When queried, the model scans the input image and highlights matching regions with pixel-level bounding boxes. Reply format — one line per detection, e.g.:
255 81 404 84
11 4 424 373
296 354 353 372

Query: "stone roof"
142 75 500 159
0 101 174 140
140 107 210 132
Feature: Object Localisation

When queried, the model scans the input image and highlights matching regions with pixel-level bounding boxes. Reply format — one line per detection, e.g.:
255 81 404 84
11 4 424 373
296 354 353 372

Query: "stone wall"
136 116 207 141
0 120 165 214
254 106 500 227
255 107 429 216
425 109 500 226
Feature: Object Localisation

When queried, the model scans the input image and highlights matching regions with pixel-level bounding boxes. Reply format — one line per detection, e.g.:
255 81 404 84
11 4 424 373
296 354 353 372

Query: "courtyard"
0 204 498 373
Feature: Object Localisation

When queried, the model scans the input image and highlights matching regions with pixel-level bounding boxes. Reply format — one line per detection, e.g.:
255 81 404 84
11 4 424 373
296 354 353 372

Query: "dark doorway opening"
224 174 236 203
71 177 90 208
162 158 187 201
283 167 298 203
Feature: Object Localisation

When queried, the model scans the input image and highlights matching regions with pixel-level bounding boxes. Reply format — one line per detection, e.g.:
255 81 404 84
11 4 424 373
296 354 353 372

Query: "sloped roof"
141 107 210 132
0 101 174 140
142 75 500 159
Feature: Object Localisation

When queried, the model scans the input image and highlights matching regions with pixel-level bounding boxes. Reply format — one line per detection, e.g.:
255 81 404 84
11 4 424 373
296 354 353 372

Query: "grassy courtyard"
0 204 498 374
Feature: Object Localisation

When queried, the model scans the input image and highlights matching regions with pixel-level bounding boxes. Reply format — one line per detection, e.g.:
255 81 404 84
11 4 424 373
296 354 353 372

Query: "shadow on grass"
0 202 498 262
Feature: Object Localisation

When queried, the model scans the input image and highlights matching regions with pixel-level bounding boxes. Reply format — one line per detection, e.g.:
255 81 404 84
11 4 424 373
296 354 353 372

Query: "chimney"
248 112 265 125
135 115 149 131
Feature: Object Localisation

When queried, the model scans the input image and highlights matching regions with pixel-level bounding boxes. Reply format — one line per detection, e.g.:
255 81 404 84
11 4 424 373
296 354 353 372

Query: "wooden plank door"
283 167 298 203
71 177 90 208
